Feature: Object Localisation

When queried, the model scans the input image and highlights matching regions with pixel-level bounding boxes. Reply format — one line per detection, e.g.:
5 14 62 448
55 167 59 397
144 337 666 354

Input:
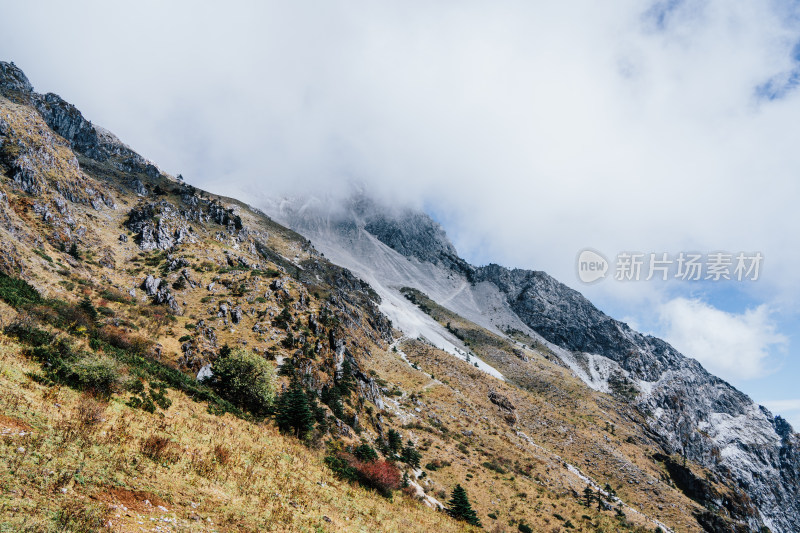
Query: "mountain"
265 193 800 532
1 60 798 532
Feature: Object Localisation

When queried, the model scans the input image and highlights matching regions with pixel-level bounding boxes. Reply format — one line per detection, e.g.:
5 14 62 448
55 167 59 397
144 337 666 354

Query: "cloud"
1 2 799 306
658 297 787 380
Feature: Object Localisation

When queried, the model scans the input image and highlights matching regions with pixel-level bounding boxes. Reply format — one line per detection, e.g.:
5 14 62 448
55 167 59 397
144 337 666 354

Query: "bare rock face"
125 201 193 251
142 274 181 315
166 256 190 271
488 389 517 425
34 92 105 161
357 378 385 410
143 275 161 296
0 62 34 95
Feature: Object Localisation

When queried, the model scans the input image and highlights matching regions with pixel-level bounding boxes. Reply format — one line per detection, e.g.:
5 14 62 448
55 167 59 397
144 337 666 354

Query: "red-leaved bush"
342 453 402 496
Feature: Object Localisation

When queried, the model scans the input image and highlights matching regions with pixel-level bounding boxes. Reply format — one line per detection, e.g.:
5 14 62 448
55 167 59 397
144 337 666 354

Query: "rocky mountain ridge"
2 60 798 532
266 193 799 532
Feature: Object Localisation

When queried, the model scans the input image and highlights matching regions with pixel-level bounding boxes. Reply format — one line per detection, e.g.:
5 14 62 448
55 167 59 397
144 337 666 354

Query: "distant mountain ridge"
266 193 800 532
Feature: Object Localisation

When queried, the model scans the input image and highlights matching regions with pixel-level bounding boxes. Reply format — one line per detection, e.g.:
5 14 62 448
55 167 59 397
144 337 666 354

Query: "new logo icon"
577 249 608 283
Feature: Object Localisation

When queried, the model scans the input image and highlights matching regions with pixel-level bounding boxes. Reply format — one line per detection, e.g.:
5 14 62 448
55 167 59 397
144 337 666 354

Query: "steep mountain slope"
265 193 800 532
0 63 463 532
2 60 797 533
0 60 691 533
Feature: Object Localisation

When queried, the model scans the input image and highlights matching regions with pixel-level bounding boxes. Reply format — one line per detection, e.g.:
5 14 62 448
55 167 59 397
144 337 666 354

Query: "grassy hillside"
0 85 754 533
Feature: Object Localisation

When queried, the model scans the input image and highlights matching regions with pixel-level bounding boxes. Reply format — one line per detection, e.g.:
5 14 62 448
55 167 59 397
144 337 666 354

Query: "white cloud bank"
659 297 787 381
1 1 799 306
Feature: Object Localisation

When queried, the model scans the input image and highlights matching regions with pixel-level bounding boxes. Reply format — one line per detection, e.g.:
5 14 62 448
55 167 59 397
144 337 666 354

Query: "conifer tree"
275 379 315 439
401 440 421 468
387 428 403 454
446 484 481 527
583 485 595 507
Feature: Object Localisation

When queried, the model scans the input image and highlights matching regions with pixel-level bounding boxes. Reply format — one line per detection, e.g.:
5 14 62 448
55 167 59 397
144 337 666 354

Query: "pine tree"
79 297 98 322
387 429 403 454
401 441 421 468
583 485 594 507
275 379 315 439
446 484 481 527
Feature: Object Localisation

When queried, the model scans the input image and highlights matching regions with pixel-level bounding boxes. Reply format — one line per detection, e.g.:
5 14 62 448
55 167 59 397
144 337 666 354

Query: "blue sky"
2 1 800 426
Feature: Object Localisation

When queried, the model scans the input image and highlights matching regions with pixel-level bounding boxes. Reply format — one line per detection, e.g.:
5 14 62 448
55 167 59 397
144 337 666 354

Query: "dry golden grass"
0 335 473 533
353 331 708 533
0 95 735 532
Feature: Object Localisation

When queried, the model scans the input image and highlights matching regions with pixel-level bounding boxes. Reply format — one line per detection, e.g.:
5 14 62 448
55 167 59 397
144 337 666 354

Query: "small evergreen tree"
446 484 481 527
79 297 99 323
353 443 378 462
275 379 315 439
336 358 356 395
387 428 403 454
321 385 344 419
583 485 594 507
401 441 421 468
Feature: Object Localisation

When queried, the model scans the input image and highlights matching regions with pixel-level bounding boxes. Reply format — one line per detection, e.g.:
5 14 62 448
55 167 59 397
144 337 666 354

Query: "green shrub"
99 288 132 304
33 248 53 263
0 272 41 307
209 348 276 417
353 443 378 462
482 460 507 474
73 354 120 398
4 320 53 346
324 453 359 483
128 381 172 413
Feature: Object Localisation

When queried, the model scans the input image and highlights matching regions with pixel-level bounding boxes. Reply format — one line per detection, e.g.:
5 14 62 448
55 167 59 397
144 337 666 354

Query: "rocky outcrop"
125 200 195 251
288 195 799 532
0 99 116 211
473 264 799 531
352 195 473 276
33 93 106 161
357 377 385 410
0 62 33 96
1 60 161 181
488 389 517 425
141 275 181 315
